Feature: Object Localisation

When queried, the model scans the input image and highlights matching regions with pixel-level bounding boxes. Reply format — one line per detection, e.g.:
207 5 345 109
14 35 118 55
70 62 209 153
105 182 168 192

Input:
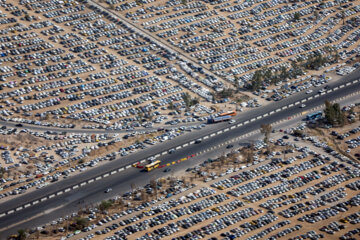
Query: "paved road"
0 68 359 237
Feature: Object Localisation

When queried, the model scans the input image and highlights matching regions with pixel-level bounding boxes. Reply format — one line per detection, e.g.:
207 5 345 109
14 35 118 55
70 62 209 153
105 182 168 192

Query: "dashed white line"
16 206 23 211
190 141 195 144
103 173 109 177
176 146 181 149
289 104 294 107
65 188 71 192
162 151 167 155
301 99 306 103
354 79 359 83
41 197 47 201
32 200 39 205
88 179 94 183
95 176 102 180
339 84 345 88
230 126 236 129
346 82 351 86
256 116 262 119
154 154 160 158
72 185 79 189
244 120 249 124
125 165 131 169
0 213 5 218
308 96 313 100
8 210 14 214
140 159 146 163
210 133 215 137
314 94 320 98
80 182 86 186
203 136 209 139
334 86 339 90
118 168 124 172
24 203 31 208
263 113 268 117
57 191 63 195
49 194 55 199
224 128 229 132
111 170 117 174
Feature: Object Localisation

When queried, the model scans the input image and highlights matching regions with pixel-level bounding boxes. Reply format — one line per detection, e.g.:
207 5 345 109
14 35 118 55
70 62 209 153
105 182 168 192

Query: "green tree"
250 70 263 91
182 92 191 109
17 229 26 240
74 217 89 230
294 12 301 21
324 101 345 126
260 124 272 145
99 200 113 211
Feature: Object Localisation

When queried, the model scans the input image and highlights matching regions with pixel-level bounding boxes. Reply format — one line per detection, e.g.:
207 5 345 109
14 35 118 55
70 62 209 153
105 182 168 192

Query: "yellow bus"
145 160 161 172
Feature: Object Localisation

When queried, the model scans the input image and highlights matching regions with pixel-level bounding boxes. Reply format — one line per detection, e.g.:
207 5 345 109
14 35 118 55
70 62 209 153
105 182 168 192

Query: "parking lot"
0 0 359 133
20 118 359 240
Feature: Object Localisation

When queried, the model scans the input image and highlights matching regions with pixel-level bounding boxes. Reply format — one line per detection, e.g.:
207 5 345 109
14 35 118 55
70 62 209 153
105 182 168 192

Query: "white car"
305 89 313 94
300 104 306 108
229 119 236 124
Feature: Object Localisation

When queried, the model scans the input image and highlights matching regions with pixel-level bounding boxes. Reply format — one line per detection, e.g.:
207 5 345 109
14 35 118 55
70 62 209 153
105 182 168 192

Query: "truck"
207 115 232 124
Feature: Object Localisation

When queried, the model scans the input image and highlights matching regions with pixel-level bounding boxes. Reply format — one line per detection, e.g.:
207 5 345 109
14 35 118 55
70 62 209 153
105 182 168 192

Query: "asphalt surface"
0 68 360 237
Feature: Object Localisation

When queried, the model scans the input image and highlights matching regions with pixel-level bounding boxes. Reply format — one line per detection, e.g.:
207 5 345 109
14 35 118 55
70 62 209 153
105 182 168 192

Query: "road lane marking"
230 126 235 129
95 176 102 180
16 206 23 211
334 86 339 90
162 151 167 155
125 165 131 169
57 191 63 195
80 182 87 186
339 84 344 88
203 136 209 139
301 99 306 103
8 210 14 214
190 141 195 144
289 104 294 107
111 170 117 175
88 179 94 183
210 133 215 137
118 168 124 172
49 194 55 198
182 143 189 147
176 146 181 149
346 82 351 86
0 213 5 218
41 197 47 201
155 154 160 158
24 203 31 208
72 185 79 189
32 200 39 205
224 128 229 132
103 173 109 177
308 96 313 100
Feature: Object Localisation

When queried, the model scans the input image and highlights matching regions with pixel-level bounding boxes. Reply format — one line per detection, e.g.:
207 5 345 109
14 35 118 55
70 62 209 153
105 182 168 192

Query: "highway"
0 67 359 237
